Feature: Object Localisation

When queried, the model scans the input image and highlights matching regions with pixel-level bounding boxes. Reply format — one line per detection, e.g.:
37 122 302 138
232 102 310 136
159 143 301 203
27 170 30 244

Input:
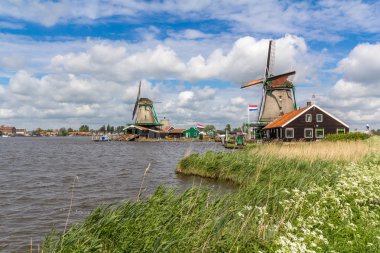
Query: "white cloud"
1 1 380 41
178 91 194 105
319 43 380 129
0 35 322 129
230 96 246 106
336 43 380 85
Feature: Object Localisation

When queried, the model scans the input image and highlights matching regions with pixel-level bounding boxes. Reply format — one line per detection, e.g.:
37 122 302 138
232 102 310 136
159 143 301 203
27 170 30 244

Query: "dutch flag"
196 123 205 128
248 104 258 111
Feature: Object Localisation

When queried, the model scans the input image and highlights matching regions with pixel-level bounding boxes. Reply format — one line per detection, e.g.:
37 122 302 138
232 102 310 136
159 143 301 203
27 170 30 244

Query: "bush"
324 132 370 141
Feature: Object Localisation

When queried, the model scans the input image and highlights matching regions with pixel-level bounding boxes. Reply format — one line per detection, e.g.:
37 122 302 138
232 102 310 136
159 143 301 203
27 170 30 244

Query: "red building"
0 125 16 136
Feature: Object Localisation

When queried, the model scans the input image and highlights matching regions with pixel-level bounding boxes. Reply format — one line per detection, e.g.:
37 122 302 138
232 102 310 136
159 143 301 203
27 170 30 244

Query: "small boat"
92 135 111 142
1 135 9 138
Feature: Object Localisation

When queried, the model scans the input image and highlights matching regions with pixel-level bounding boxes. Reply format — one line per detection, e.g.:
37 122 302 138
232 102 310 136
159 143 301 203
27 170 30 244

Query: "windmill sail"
132 81 141 120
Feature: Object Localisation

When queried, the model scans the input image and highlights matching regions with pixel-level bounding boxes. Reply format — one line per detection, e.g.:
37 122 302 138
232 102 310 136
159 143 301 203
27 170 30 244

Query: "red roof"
263 107 307 129
169 129 186 134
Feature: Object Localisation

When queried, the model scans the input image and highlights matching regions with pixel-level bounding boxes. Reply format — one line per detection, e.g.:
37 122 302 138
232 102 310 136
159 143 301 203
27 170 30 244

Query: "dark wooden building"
262 102 349 141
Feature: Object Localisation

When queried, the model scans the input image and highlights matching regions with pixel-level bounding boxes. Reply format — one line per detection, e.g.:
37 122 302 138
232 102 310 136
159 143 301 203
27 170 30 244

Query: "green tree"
225 124 231 132
79 125 90 132
58 128 68 136
116 126 125 133
204 125 215 133
110 126 115 133
67 127 74 132
106 124 111 132
99 125 106 132
232 127 241 132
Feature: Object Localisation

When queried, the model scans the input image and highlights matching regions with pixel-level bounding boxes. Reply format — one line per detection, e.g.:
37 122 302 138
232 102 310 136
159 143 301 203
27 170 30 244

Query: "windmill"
241 40 297 124
132 81 161 128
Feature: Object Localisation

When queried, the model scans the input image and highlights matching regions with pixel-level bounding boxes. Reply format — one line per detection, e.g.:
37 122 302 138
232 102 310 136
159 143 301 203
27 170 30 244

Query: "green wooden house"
183 127 200 139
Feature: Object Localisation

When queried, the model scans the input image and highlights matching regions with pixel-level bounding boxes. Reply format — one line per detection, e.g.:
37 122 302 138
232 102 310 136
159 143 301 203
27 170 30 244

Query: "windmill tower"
241 40 297 124
132 81 161 128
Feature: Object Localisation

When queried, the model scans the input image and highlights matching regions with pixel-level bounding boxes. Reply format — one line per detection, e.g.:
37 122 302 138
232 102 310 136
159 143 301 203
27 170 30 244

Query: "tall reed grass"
42 137 380 252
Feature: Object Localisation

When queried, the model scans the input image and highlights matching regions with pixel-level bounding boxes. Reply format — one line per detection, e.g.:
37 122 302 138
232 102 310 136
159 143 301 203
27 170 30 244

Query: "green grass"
42 138 380 252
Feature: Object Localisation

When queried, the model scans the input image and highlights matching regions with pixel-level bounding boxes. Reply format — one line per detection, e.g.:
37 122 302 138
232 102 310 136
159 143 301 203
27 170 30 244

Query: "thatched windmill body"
241 40 297 124
132 82 161 128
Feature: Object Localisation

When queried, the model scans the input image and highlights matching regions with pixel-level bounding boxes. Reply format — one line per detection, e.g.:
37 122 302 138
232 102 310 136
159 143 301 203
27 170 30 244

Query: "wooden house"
168 129 186 139
262 102 349 141
183 127 200 139
124 125 167 139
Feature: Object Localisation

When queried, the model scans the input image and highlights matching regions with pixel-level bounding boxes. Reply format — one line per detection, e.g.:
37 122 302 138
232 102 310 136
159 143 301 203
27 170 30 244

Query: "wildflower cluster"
275 159 380 252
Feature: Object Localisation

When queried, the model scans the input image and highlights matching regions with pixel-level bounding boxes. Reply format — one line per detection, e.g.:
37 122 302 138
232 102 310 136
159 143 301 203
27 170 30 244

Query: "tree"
225 124 231 132
67 127 74 132
79 125 90 132
116 126 125 133
110 126 115 133
204 125 215 133
233 127 241 133
99 125 106 132
58 128 68 136
106 124 111 132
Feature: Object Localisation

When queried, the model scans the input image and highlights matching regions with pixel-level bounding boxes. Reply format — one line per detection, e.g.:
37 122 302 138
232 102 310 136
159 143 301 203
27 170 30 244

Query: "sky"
0 0 379 131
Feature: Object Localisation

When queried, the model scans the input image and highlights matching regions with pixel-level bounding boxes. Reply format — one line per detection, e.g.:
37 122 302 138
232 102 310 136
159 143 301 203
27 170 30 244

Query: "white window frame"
316 114 323 122
305 114 312 122
304 128 313 138
315 128 324 138
336 128 345 134
285 128 294 138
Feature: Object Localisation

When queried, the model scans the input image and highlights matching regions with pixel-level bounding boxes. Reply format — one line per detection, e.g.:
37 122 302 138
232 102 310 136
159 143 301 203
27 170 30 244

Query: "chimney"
306 101 312 107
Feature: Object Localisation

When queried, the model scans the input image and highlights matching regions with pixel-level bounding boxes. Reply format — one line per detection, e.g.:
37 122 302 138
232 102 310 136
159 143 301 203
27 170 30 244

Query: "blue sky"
0 0 379 130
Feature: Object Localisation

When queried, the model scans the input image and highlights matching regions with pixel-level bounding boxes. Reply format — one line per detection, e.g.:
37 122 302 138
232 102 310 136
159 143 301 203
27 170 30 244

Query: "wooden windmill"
241 40 297 124
132 81 161 127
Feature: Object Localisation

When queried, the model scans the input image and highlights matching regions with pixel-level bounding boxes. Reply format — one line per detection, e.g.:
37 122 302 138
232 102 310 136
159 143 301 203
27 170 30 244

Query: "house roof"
125 125 167 133
263 107 307 129
169 129 186 134
263 104 349 129
162 126 174 132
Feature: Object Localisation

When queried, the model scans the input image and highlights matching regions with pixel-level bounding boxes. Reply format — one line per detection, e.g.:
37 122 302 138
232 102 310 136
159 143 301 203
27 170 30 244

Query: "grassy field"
43 137 380 252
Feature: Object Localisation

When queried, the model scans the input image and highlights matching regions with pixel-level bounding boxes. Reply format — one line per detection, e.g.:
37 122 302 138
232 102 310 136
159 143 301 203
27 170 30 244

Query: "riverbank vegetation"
43 137 380 252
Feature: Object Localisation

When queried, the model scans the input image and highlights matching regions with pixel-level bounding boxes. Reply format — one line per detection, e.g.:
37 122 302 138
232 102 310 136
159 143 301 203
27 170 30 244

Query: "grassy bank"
43 138 380 252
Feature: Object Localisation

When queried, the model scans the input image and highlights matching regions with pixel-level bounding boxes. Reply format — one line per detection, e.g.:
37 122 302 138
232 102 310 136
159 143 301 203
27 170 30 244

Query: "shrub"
324 132 370 141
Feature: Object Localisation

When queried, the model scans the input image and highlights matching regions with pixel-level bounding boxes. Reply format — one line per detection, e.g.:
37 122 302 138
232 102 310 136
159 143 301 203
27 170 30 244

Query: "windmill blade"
265 40 276 78
266 71 296 87
241 78 264 89
132 81 141 120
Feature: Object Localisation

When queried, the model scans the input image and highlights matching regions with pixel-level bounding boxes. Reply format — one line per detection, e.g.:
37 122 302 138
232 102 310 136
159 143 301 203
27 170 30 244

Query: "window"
305 114 312 122
304 128 313 138
285 128 294 138
315 128 324 138
316 114 323 122
337 128 345 134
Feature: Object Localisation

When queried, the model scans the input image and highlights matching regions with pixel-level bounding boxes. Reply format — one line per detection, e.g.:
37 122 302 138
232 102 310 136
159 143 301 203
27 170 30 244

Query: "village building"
0 125 16 136
124 125 167 139
168 129 186 139
15 129 27 136
183 127 200 139
262 102 349 140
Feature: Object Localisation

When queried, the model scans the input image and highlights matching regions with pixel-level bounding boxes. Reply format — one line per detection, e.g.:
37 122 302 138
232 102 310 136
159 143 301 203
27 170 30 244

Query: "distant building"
262 102 349 140
183 127 200 139
168 129 186 138
124 125 167 139
0 125 16 136
15 129 27 136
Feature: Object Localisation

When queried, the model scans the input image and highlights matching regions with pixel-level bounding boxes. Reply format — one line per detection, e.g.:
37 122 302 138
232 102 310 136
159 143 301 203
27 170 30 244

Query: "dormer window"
305 114 312 122
316 114 323 122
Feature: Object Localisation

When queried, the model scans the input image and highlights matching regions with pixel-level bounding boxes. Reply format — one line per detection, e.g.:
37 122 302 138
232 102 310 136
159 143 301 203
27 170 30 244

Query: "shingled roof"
263 104 349 129
263 107 307 129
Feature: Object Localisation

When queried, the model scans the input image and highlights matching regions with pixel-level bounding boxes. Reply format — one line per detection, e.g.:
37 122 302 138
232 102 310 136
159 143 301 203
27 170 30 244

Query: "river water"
0 137 232 252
